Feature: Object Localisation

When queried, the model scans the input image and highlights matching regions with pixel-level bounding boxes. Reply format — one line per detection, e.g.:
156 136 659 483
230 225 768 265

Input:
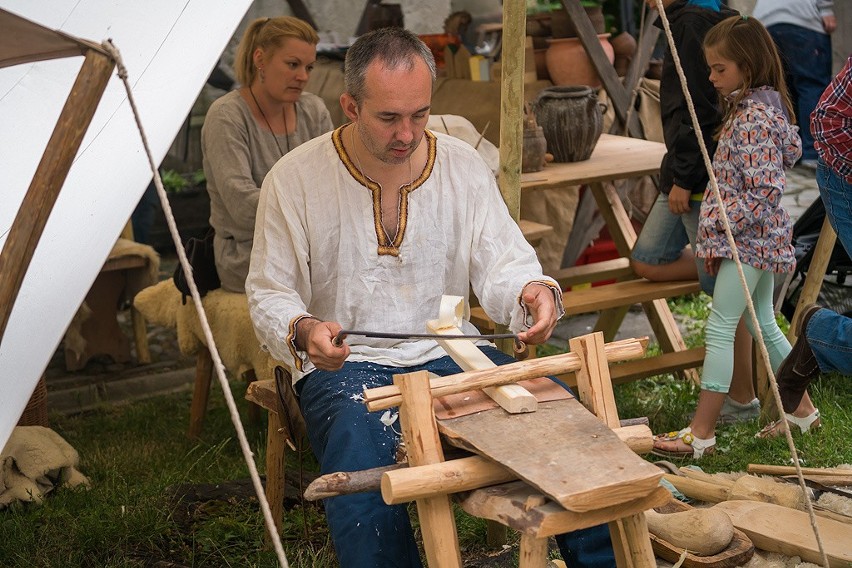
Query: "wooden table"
520 133 703 384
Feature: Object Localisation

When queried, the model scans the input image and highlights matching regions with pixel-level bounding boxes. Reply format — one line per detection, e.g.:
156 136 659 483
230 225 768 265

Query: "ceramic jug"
532 86 605 162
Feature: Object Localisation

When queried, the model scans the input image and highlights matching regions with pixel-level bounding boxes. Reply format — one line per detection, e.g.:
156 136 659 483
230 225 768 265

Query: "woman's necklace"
248 86 292 156
350 124 413 243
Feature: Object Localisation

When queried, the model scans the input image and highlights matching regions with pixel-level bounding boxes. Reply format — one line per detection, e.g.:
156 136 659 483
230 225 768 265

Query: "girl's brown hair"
234 16 319 86
703 15 795 134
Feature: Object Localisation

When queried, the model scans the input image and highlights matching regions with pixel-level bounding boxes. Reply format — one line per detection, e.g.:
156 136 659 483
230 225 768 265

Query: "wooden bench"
64 241 157 370
470 273 703 385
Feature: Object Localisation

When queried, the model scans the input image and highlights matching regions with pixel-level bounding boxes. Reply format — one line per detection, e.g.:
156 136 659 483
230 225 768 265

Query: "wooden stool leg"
395 370 462 568
245 370 261 427
265 408 287 537
188 347 214 439
519 534 549 568
131 306 151 364
570 333 656 568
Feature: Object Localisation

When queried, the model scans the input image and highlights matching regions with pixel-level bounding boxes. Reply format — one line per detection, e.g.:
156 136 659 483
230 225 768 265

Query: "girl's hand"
668 185 692 215
705 257 722 277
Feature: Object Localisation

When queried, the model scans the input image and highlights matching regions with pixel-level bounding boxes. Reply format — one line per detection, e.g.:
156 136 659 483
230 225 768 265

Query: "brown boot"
778 304 822 413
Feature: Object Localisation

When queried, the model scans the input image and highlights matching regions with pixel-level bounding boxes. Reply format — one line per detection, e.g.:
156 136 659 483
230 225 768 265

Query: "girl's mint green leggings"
702 259 792 393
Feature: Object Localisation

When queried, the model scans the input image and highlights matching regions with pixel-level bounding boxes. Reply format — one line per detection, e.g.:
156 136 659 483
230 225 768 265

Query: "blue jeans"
631 192 715 295
296 346 615 567
807 161 852 374
767 24 832 161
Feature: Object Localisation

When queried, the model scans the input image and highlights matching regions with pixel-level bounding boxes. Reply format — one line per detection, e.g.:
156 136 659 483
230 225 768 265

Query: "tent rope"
100 39 290 568
652 2 829 565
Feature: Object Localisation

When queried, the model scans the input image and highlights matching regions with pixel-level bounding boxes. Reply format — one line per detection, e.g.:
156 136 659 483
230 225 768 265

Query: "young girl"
653 15 808 458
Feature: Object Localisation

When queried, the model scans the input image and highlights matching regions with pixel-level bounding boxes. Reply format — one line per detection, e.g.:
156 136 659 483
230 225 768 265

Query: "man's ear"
340 92 359 122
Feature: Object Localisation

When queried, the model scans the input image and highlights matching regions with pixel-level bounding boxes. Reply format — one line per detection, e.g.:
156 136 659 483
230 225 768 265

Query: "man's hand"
823 14 837 34
704 256 722 277
516 283 559 345
296 318 350 370
668 185 692 215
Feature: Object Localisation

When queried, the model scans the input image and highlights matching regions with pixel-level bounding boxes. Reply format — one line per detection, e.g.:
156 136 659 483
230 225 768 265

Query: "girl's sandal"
652 427 716 459
754 409 821 439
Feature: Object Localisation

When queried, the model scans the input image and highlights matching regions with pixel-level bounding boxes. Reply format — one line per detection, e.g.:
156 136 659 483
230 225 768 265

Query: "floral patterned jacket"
696 86 801 273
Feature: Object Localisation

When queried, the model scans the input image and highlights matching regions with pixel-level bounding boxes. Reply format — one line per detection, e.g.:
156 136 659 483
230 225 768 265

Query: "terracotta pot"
611 31 637 77
522 126 547 173
532 86 605 162
545 34 614 88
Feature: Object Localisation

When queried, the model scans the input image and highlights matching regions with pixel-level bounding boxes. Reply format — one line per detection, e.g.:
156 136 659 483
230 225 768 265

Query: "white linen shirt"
246 126 562 383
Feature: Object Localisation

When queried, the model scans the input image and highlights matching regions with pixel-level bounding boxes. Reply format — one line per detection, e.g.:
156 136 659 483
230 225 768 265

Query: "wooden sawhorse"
362 332 668 567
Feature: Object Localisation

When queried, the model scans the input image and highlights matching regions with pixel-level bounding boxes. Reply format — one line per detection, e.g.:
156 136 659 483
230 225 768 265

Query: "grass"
2 293 851 567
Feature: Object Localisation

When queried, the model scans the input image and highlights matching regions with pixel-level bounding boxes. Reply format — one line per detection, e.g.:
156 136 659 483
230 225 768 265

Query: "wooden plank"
518 218 554 248
571 332 620 428
715 500 852 567
437 398 662 512
395 371 462 567
459 481 670 538
0 49 114 345
425 321 537 414
608 347 705 385
548 257 633 289
521 134 665 190
564 279 702 315
589 182 637 256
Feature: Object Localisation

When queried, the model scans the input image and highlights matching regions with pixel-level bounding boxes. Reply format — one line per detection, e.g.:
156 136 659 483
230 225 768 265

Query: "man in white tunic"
247 27 614 568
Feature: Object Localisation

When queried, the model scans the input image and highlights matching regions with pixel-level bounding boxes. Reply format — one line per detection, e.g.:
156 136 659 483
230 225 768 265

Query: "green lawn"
2 293 849 567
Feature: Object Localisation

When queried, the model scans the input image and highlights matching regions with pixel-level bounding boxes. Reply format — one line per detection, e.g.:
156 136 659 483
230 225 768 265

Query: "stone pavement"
41 165 821 415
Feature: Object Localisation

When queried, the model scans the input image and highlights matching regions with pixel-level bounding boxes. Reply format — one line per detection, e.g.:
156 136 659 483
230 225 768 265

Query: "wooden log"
395 371 462 567
305 464 403 501
662 474 730 503
748 464 852 479
306 424 652 503
384 424 652 505
364 336 647 411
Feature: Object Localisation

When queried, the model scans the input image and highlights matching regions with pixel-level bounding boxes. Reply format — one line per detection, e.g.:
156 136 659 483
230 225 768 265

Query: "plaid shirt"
812 55 852 183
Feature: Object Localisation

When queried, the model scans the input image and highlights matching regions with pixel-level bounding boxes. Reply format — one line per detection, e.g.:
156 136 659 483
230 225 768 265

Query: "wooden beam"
559 0 642 137
364 336 647 411
0 48 114 345
497 0 526 220
395 370 462 567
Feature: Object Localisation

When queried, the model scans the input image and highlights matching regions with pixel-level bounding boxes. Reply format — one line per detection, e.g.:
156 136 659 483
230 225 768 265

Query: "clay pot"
611 31 637 77
544 34 614 88
532 86 605 162
522 126 547 173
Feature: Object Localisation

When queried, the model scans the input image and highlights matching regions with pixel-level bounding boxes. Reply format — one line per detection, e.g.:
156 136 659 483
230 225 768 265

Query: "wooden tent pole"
0 48 114 345
498 0 525 221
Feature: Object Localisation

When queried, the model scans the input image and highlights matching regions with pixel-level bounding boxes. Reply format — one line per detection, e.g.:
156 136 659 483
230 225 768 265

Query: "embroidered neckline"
332 126 436 256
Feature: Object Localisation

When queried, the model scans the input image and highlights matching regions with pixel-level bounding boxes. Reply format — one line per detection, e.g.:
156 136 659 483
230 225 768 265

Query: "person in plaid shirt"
774 55 852 425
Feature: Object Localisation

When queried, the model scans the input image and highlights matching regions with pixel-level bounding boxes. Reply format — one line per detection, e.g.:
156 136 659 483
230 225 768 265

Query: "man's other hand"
516 283 559 345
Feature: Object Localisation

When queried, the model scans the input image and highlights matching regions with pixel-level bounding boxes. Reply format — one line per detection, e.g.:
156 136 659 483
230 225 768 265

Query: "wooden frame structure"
361 332 668 567
0 10 115 347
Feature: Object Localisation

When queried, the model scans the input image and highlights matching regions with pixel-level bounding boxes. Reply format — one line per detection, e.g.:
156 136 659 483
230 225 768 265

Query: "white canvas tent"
0 0 254 450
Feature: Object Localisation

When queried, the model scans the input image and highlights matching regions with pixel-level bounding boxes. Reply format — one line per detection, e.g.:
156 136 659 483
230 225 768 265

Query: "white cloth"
247 126 562 382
